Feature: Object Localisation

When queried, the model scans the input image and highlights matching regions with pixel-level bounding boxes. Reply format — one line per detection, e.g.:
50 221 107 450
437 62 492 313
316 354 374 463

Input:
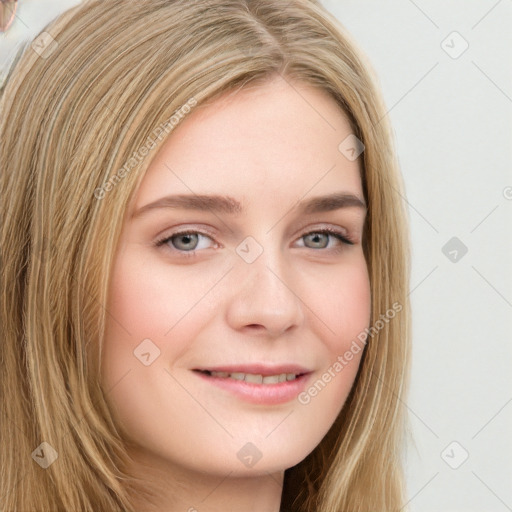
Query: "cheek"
312 258 371 351
100 251 196 443
303 259 371 402
101 249 221 403
105 249 208 343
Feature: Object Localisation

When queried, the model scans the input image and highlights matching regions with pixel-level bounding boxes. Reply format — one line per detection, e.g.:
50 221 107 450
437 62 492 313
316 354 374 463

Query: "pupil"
307 233 327 248
175 233 198 250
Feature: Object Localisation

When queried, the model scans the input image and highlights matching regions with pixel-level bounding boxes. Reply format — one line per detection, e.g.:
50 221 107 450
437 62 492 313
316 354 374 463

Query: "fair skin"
102 75 371 512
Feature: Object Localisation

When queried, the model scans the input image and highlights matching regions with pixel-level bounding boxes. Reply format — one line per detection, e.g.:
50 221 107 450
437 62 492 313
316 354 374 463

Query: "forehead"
132 76 364 214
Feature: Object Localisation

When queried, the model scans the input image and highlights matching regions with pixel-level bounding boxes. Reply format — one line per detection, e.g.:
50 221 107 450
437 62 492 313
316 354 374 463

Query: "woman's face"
102 76 370 479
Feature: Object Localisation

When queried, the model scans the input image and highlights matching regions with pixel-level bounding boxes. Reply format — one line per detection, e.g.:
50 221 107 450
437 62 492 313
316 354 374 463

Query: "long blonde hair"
0 0 411 510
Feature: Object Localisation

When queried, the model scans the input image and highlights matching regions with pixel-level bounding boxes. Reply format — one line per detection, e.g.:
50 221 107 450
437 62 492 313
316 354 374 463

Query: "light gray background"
2 1 511 510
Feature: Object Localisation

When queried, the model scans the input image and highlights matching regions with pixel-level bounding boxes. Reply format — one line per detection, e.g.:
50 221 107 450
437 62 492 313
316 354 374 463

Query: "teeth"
208 371 299 384
245 373 263 384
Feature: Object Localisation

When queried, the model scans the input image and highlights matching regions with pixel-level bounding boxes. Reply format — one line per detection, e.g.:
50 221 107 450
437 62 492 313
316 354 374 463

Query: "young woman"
0 0 411 510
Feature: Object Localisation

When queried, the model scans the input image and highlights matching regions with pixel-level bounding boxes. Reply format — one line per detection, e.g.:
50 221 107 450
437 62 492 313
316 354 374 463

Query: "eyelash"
154 227 355 259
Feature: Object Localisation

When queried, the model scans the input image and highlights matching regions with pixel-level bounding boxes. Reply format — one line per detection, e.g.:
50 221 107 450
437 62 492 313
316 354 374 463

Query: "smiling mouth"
194 369 306 384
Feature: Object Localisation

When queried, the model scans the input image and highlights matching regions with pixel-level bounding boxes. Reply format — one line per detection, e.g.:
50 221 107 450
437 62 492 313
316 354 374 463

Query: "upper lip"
193 364 311 376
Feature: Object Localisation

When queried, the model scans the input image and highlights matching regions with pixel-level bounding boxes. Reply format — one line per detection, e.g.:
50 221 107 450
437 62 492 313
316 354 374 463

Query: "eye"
297 228 355 251
155 230 215 256
154 226 355 258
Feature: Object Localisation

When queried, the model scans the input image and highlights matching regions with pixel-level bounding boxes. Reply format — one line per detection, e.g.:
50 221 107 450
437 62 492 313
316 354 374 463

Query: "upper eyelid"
161 224 350 238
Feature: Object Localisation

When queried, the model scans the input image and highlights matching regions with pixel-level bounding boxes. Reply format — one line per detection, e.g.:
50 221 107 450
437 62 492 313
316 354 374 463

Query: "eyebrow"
132 191 367 219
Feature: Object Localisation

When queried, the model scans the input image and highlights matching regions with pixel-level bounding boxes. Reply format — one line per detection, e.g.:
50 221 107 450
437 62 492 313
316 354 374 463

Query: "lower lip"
194 371 312 405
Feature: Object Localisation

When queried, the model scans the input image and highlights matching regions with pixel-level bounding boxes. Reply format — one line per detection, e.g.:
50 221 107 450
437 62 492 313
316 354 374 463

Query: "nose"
225 246 305 338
